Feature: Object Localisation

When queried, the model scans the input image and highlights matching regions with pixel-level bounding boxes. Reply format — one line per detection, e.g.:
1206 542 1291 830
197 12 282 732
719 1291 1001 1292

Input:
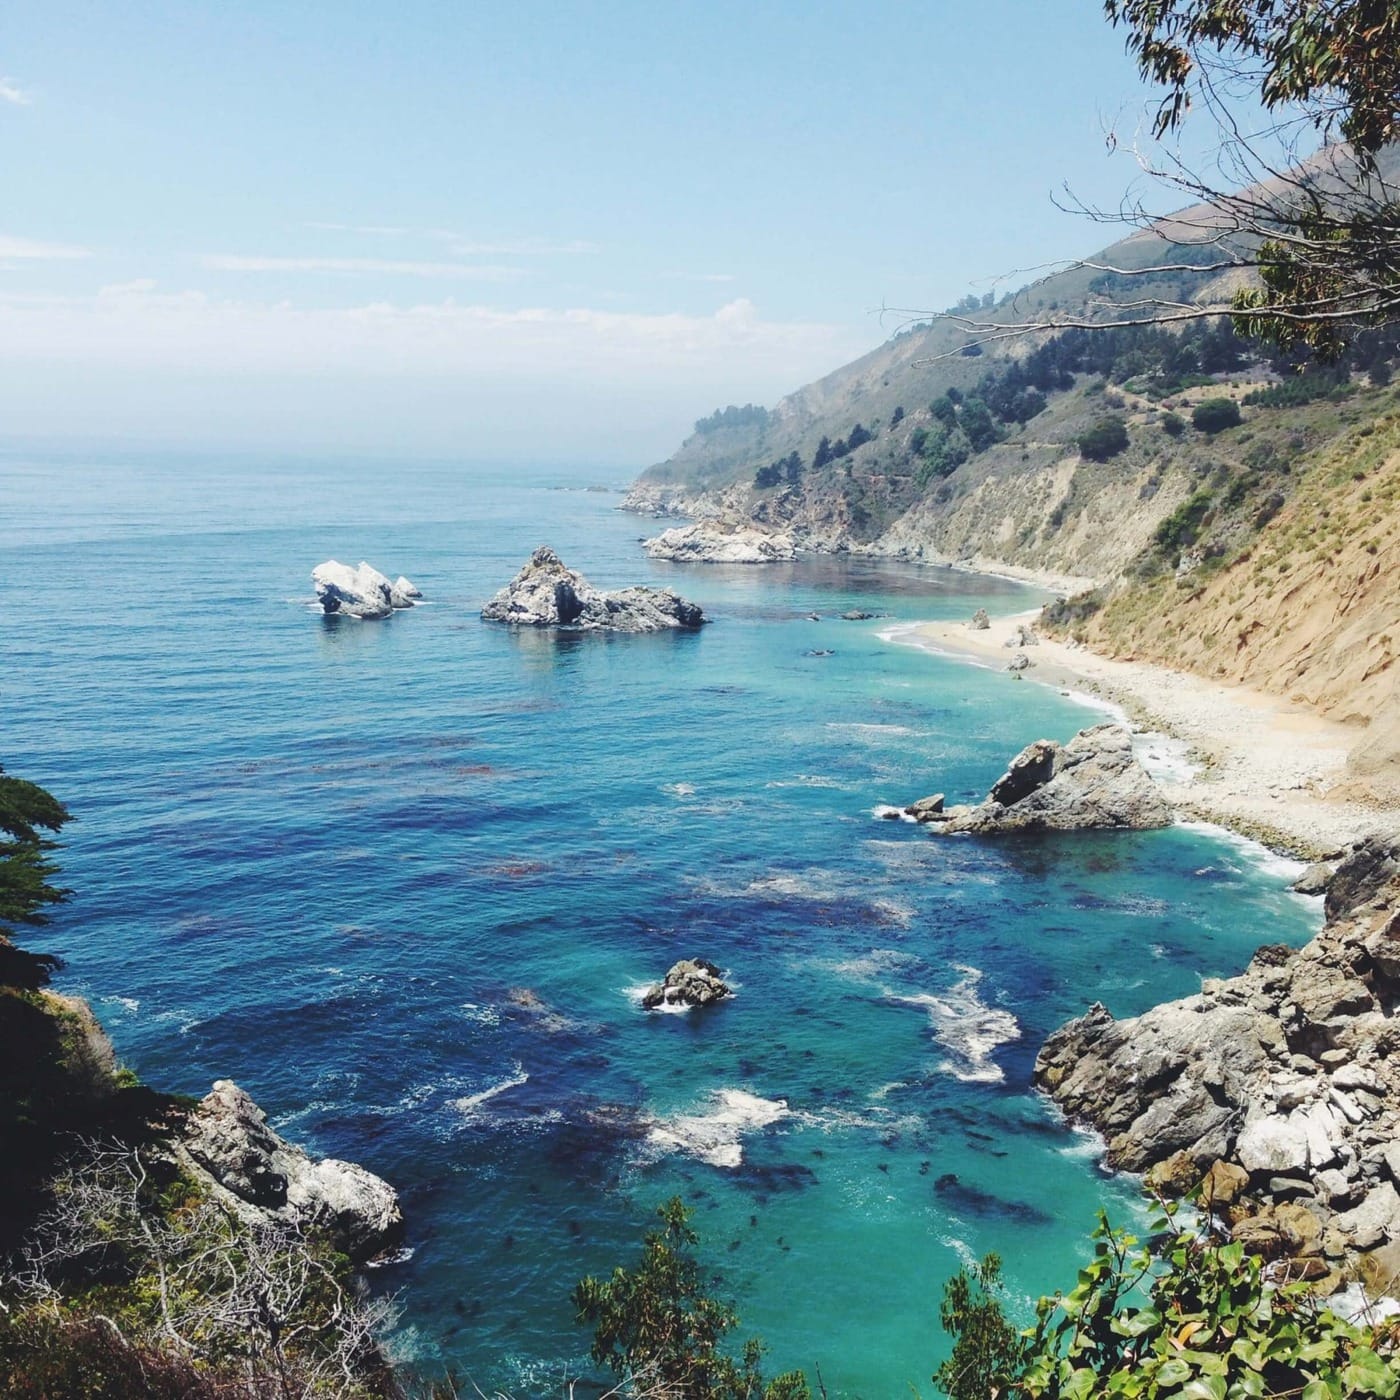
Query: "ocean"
0 446 1320 1396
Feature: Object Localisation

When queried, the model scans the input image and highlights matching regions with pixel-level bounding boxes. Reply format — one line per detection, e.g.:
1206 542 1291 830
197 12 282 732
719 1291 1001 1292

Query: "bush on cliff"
938 1208 1400 1399
573 1197 809 1400
0 766 72 992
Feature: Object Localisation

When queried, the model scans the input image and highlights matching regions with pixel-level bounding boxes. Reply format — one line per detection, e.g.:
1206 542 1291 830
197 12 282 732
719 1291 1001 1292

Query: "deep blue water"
1 447 1319 1396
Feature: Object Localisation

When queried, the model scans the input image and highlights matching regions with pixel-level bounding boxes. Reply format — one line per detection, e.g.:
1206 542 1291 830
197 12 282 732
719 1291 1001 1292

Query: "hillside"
626 163 1400 804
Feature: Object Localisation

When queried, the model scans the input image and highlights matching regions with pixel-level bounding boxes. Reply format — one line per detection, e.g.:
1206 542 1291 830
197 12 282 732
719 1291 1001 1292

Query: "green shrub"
1077 418 1129 461
1192 397 1242 434
939 1207 1400 1400
1160 411 1185 436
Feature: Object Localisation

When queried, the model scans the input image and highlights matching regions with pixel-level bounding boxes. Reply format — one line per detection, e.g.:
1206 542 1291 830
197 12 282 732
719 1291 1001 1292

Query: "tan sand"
895 610 1393 859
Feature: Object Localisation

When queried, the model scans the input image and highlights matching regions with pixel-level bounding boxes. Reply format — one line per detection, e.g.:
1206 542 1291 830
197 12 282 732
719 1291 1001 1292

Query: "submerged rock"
1035 833 1400 1267
179 1080 403 1262
642 958 731 1010
643 522 796 563
312 560 421 619
482 546 705 632
914 724 1172 834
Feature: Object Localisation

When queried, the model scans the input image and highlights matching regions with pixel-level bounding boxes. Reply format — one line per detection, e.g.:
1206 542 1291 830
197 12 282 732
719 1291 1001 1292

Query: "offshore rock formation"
642 958 732 1010
916 724 1172 834
482 546 705 632
643 522 796 563
178 1080 403 1263
312 560 421 619
1036 835 1400 1272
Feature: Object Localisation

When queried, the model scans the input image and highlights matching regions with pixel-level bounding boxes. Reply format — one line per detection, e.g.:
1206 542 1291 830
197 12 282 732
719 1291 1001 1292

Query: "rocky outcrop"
642 959 732 1010
915 724 1173 834
971 609 991 630
1003 623 1039 647
178 1080 403 1263
482 547 705 632
312 560 421 619
1035 834 1400 1271
643 522 796 563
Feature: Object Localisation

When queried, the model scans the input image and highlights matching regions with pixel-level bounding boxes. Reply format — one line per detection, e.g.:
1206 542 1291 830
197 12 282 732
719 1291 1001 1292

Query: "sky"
2 1 1191 465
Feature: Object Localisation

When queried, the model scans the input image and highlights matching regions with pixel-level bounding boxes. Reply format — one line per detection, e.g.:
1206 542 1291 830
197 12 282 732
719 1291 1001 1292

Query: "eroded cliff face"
1072 419 1400 801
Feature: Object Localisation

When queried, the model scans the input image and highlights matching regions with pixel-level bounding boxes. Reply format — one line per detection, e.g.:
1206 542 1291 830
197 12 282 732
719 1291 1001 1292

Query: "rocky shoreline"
1036 834 1400 1291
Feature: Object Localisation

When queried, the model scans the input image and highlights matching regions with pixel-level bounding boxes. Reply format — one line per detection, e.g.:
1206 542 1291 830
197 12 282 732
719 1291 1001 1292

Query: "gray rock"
904 793 946 823
641 958 731 1011
1335 1182 1400 1250
1002 623 1039 648
1036 834 1400 1269
1291 862 1334 896
1006 651 1034 673
921 725 1173 835
970 609 991 630
180 1080 403 1262
482 546 704 632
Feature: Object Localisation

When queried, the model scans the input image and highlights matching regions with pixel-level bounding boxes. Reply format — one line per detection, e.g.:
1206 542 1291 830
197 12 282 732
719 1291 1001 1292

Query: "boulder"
180 1080 403 1262
642 523 796 563
482 546 705 632
1335 1182 1400 1250
1003 623 1039 648
917 725 1173 835
312 560 421 619
904 794 946 823
1007 651 1034 673
970 609 991 630
1292 862 1334 896
641 959 731 1011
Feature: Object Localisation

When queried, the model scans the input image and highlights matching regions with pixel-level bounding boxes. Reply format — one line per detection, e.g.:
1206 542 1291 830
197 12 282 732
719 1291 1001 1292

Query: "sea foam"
645 1088 789 1168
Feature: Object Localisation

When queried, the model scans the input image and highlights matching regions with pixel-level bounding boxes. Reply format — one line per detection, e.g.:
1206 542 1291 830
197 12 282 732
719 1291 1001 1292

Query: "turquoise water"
1 448 1320 1397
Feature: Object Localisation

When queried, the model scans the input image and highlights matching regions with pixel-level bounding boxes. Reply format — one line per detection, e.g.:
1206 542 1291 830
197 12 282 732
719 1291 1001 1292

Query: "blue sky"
3 2 1191 463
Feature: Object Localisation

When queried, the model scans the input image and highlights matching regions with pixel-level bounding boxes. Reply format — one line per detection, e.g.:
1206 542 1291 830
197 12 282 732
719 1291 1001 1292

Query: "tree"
1077 417 1130 461
0 768 72 991
935 1253 1026 1400
811 436 834 471
1192 396 1242 433
910 3 1400 359
574 1198 809 1400
890 405 905 428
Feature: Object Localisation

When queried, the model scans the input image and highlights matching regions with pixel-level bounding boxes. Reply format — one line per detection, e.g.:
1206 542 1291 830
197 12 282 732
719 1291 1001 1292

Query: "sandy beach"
893 610 1392 859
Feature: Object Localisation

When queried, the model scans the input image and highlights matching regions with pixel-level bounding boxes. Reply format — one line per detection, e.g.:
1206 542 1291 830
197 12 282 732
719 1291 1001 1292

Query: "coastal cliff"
1037 834 1400 1285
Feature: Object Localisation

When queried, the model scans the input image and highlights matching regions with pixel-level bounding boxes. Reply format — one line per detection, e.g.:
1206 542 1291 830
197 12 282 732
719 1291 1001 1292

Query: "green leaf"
1181 1377 1227 1400
1155 1357 1192 1387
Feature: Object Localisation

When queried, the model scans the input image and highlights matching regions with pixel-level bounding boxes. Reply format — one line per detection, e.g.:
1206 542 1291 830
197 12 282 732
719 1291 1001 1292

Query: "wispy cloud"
449 239 598 256
201 254 524 280
0 78 31 106
303 223 597 256
0 234 91 260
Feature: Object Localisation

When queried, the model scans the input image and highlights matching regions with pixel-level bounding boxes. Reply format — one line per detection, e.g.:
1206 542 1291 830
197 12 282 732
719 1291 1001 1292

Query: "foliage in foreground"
573 1197 810 1400
0 1143 395 1399
939 1208 1400 1400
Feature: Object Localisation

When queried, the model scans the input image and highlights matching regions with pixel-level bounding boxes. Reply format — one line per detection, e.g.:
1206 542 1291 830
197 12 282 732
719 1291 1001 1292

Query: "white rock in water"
643 523 796 563
312 560 420 619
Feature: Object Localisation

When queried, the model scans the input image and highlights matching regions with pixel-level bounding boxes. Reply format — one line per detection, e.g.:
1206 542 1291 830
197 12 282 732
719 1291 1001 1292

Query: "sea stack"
482 546 705 632
312 560 422 619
